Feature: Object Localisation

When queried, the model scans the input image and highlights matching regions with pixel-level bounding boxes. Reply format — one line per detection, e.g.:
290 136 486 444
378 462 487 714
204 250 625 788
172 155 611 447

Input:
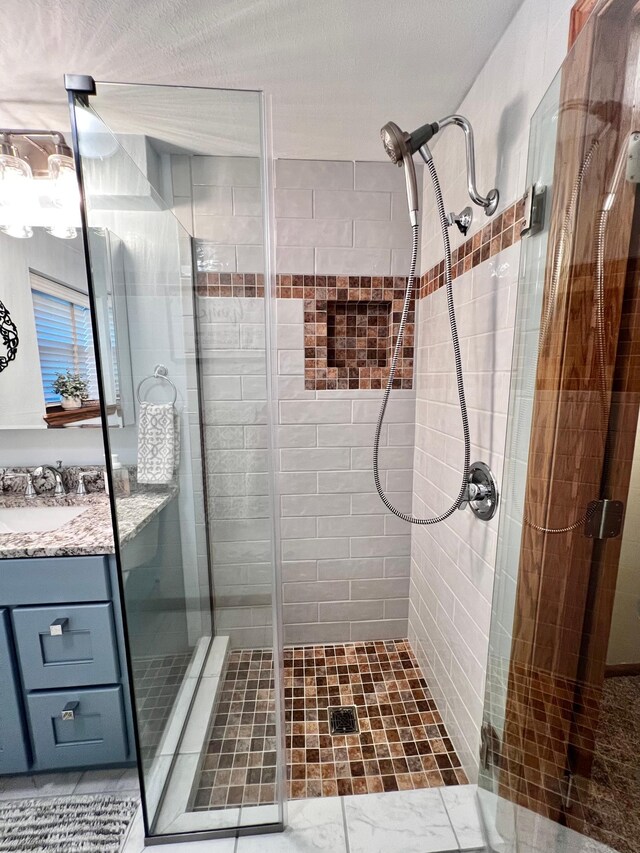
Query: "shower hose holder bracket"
459 461 499 521
447 206 473 236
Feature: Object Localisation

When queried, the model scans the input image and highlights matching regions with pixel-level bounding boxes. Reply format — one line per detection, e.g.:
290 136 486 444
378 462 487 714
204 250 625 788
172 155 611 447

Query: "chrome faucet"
33 463 67 497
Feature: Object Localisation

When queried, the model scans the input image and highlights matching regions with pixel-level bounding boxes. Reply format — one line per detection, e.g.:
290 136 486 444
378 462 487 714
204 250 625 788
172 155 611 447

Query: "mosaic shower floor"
192 639 467 811
132 652 192 763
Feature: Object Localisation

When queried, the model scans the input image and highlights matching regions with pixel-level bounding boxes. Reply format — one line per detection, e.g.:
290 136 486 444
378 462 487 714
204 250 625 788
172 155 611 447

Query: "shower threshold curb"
147 636 231 834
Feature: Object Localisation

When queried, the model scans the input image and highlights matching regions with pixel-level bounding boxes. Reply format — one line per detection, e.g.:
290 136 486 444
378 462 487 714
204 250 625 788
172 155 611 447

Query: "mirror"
0 226 133 429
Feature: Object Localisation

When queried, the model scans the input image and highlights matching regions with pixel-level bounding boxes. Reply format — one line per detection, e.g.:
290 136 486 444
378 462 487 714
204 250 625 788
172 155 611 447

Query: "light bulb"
0 150 32 206
48 153 78 208
46 152 79 239
45 223 77 240
0 223 33 239
0 149 34 238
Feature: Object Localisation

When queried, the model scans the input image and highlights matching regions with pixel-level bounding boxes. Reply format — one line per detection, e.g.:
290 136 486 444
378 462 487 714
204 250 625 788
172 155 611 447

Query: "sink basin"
0 506 89 535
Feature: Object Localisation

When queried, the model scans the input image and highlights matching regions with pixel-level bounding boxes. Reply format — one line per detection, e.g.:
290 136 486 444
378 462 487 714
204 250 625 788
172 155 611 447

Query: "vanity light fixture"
0 130 79 240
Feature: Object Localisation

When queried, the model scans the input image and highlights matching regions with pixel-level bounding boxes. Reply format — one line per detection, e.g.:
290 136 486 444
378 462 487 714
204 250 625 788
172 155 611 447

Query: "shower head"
380 120 440 163
381 115 500 219
380 120 440 224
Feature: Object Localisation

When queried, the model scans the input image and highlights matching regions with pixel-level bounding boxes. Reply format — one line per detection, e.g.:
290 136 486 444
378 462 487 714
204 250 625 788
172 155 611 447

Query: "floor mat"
0 794 138 852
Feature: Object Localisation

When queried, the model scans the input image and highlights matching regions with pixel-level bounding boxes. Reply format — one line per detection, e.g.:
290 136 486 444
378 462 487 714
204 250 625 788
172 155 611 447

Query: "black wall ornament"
0 300 19 373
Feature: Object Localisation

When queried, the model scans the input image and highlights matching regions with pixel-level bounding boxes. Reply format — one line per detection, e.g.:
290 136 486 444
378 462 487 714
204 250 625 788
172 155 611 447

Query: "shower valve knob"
460 461 499 521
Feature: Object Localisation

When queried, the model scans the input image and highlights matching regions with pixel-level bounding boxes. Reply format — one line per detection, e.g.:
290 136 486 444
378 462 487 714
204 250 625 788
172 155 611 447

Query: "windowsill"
43 401 117 428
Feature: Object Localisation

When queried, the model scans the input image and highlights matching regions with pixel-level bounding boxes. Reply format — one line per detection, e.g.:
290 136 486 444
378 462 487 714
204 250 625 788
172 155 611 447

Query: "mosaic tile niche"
301 275 415 391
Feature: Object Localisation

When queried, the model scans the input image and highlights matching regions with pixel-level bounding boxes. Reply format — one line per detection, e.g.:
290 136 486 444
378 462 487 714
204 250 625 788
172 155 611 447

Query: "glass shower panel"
479 3 640 852
69 82 283 842
479 70 561 787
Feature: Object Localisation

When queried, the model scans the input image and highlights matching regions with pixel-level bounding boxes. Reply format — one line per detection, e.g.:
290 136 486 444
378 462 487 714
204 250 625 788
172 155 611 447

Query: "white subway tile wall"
409 246 519 780
189 155 420 646
191 154 422 276
196 293 273 649
409 0 573 780
276 298 416 644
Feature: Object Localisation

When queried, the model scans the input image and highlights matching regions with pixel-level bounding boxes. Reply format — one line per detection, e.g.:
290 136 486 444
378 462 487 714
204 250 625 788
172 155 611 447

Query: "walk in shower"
66 2 640 848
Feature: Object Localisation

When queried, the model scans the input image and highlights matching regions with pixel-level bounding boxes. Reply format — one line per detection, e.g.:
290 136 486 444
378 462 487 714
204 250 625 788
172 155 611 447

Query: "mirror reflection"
0 225 132 428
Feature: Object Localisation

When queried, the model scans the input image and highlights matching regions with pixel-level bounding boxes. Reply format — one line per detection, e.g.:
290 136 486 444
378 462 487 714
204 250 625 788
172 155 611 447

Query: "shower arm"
435 115 499 216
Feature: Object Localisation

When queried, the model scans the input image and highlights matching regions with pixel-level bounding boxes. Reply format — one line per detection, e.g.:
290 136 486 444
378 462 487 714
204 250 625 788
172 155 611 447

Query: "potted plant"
52 370 90 410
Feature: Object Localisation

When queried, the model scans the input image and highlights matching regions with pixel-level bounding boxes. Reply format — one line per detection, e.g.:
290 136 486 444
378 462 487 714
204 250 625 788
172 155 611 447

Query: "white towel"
137 402 180 485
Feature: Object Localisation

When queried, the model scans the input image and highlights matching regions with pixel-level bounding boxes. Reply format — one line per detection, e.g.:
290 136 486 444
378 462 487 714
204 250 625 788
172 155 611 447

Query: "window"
30 273 99 405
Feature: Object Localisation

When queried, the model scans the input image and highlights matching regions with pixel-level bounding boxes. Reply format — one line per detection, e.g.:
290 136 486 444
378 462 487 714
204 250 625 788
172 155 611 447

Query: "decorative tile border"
196 197 524 306
194 197 523 391
196 272 265 298
418 197 525 298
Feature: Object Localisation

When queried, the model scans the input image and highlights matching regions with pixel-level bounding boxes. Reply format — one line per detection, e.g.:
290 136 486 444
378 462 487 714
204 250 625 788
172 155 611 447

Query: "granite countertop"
0 487 178 560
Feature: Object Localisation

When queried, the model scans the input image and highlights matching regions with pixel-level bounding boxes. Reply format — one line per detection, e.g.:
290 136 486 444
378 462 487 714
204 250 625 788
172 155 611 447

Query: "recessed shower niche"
327 301 390 369
302 275 414 390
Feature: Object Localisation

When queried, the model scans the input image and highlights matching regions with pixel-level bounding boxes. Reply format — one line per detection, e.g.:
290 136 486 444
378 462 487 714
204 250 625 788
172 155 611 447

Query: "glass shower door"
68 80 283 842
478 2 640 851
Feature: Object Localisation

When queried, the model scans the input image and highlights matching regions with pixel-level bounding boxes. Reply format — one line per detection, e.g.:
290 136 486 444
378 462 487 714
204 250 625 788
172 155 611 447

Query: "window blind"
30 273 99 405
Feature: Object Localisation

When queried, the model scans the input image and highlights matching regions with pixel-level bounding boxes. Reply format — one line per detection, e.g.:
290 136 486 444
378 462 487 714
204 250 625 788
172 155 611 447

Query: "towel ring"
136 364 178 406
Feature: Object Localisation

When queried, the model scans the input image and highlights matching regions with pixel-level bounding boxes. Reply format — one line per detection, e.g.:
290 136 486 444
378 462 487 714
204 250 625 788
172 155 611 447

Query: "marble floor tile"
73 767 140 795
439 784 485 850
0 771 82 800
121 806 236 853
344 787 459 853
237 797 347 853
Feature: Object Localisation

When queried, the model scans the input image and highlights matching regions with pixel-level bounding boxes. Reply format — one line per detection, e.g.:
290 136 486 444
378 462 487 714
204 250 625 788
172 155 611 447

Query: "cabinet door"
0 609 30 773
13 603 120 690
27 686 128 770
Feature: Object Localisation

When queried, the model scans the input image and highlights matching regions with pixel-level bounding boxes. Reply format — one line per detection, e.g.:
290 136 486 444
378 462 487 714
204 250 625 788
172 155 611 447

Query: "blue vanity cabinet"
0 554 135 774
0 609 30 773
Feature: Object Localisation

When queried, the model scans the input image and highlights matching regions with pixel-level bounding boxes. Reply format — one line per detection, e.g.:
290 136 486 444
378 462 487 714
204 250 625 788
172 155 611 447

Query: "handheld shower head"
380 121 406 164
380 120 440 224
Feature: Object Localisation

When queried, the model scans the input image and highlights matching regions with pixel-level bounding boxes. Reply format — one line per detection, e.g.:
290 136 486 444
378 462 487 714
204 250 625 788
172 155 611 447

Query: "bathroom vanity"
0 477 176 775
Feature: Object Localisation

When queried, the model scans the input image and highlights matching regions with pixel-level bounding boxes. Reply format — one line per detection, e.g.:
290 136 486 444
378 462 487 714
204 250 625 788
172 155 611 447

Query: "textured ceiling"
1 0 524 160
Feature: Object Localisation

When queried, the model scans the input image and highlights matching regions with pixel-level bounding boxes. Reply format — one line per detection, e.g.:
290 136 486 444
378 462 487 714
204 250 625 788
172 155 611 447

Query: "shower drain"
329 705 359 735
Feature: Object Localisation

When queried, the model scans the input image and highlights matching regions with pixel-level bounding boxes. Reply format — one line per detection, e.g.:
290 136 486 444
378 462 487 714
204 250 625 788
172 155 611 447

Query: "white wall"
409 0 574 779
275 158 418 643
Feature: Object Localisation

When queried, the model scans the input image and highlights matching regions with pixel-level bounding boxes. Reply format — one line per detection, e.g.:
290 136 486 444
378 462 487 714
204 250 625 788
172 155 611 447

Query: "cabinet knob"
49 617 69 636
61 701 79 721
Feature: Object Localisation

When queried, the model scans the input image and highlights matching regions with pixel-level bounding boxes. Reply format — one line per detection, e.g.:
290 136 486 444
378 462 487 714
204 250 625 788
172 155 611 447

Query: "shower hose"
373 156 471 524
374 140 611 530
